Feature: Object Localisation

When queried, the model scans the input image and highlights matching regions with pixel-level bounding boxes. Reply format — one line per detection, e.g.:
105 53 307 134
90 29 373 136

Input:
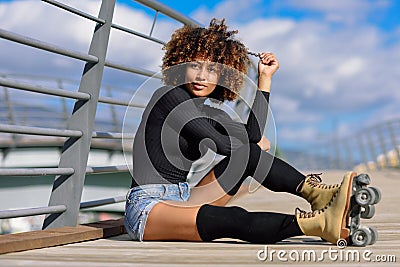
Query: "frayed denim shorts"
124 182 191 241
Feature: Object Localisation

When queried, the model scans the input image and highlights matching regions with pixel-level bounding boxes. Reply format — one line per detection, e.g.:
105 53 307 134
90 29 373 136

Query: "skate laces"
306 173 339 190
296 207 319 218
296 189 339 218
307 173 323 183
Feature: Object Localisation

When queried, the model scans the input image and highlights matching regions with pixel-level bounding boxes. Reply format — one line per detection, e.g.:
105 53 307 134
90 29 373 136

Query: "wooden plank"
0 218 125 254
85 218 126 237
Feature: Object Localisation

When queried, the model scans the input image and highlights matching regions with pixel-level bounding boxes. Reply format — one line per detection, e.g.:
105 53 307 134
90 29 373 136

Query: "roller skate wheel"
355 187 376 206
370 187 382 204
368 226 378 245
351 227 373 246
355 174 371 186
360 205 375 219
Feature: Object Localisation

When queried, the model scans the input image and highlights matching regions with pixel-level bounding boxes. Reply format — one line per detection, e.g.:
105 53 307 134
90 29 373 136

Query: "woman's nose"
196 67 207 80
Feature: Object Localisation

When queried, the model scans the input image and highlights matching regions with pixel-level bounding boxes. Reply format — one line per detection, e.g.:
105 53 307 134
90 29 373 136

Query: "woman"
124 18 355 244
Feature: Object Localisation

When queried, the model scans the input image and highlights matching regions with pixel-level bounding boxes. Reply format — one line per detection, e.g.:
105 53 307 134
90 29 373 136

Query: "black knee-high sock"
214 143 305 195
196 204 303 243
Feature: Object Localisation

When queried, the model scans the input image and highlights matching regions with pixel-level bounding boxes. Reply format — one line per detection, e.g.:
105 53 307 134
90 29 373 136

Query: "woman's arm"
257 52 280 92
160 86 247 156
245 52 280 142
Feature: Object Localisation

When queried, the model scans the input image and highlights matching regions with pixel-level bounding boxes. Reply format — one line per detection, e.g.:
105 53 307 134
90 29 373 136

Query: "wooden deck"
0 170 399 266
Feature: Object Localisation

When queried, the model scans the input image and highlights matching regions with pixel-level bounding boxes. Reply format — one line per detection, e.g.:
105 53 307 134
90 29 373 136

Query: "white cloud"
194 0 399 149
270 94 322 124
192 0 263 24
335 57 365 77
277 125 320 145
238 18 296 51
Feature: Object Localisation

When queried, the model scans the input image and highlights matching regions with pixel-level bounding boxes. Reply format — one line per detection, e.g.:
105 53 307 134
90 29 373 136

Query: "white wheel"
355 188 376 206
351 227 372 247
360 205 375 219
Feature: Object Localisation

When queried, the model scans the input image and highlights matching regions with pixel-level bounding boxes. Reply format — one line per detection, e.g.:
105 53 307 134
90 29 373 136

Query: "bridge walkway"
0 170 398 266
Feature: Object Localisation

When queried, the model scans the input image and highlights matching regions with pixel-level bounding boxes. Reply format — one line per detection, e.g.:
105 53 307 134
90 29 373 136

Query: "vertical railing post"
343 140 353 170
388 120 400 168
2 81 19 146
366 130 378 169
358 135 370 171
57 79 69 126
106 86 119 133
377 123 389 168
43 0 116 229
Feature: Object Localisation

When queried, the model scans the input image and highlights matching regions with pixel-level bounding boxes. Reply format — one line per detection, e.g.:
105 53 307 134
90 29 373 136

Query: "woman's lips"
192 82 207 90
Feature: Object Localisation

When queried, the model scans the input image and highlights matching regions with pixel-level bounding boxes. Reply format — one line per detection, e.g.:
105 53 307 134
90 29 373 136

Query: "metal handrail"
111 23 165 45
0 165 130 177
1 73 135 94
98 95 146 108
302 117 400 171
80 196 125 210
92 131 135 139
0 168 74 176
0 29 99 63
0 77 90 100
85 165 130 174
0 205 67 219
42 0 106 24
104 60 162 78
0 124 82 137
134 0 202 26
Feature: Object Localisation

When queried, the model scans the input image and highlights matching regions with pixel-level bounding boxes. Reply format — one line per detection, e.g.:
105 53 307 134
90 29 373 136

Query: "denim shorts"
124 182 191 241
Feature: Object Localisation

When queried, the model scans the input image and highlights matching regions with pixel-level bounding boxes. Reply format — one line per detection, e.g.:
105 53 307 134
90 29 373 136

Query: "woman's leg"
196 204 302 244
189 169 234 206
143 143 346 243
213 143 340 211
144 201 303 243
215 143 306 196
143 170 231 240
144 172 354 244
144 143 314 241
143 168 303 242
143 202 202 241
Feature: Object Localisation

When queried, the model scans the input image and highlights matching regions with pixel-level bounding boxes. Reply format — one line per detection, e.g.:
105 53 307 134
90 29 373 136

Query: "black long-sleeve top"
130 85 270 187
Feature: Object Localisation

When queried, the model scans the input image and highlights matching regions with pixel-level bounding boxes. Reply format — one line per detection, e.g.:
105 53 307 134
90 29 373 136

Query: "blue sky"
123 0 400 31
0 0 399 154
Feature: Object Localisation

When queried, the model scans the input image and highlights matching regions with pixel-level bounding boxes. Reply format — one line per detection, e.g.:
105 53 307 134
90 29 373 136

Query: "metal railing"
286 118 400 171
0 0 204 229
328 118 400 171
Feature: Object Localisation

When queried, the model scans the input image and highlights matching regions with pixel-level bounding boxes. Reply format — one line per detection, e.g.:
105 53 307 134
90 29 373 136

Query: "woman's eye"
190 63 200 69
207 64 219 72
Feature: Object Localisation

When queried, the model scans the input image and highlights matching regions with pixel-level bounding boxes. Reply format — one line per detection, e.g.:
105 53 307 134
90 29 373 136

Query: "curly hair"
162 18 250 101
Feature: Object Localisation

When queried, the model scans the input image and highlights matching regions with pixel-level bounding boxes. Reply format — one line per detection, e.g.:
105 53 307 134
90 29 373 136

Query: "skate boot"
295 172 356 244
298 173 340 211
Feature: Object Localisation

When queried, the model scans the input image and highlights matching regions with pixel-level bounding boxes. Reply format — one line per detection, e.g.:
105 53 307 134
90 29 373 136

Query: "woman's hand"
258 52 279 78
257 52 279 92
257 135 271 152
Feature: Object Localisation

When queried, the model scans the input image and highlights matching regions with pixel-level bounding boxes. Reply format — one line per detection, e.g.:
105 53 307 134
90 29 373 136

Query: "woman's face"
184 59 220 97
